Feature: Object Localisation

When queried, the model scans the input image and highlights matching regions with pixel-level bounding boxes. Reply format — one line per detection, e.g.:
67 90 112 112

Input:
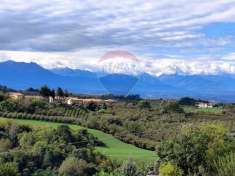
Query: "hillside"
0 117 156 162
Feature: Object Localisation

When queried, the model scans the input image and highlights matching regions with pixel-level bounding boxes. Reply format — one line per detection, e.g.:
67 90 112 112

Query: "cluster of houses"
8 92 116 105
196 102 214 108
8 92 216 109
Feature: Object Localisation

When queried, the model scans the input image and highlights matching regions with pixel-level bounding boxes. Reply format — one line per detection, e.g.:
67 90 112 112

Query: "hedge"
0 111 81 125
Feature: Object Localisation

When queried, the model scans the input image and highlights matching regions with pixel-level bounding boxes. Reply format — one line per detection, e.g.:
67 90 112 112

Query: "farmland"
1 90 235 175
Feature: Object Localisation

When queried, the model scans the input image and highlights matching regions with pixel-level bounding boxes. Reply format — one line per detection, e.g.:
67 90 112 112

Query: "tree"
51 89 55 99
121 158 139 176
0 100 18 112
159 162 183 176
64 90 70 97
39 85 52 98
139 101 151 109
58 157 88 176
55 125 73 143
19 132 35 149
25 87 39 93
0 85 8 92
56 88 64 97
213 152 235 176
0 162 19 176
32 170 56 176
0 122 104 176
42 150 56 168
0 139 12 152
163 102 184 113
125 95 141 101
102 103 107 110
27 99 47 113
157 123 233 175
86 102 98 111
178 97 197 106
0 92 7 102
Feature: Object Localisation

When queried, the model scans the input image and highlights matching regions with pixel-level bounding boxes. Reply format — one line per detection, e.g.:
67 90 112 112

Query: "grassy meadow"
0 117 157 163
183 106 224 114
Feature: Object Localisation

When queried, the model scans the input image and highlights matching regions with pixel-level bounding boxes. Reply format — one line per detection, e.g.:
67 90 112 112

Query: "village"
8 90 216 110
8 91 116 106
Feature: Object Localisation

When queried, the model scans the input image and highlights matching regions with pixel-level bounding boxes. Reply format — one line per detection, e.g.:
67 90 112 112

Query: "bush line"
0 111 80 125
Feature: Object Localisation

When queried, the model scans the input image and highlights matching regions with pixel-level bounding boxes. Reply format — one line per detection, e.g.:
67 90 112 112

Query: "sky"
1 0 235 76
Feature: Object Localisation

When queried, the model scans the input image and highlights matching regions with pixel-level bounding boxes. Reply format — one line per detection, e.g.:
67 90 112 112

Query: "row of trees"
39 86 70 98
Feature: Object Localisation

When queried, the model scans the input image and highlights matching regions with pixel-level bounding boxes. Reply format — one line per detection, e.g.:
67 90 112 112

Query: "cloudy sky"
1 0 235 76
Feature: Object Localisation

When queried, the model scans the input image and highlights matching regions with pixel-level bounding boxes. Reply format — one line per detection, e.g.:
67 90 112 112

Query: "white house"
8 92 24 100
197 102 213 108
49 96 54 103
66 97 116 105
67 98 77 105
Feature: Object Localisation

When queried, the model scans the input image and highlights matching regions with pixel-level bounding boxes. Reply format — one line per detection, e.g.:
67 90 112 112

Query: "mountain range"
1 60 235 102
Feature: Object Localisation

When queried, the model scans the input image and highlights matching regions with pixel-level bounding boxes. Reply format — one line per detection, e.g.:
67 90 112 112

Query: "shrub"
157 123 234 175
86 102 98 111
58 157 88 176
178 97 197 106
0 112 78 125
0 92 7 102
0 139 12 152
120 158 139 176
96 170 121 176
16 113 23 119
163 102 184 113
32 169 56 176
213 152 235 176
0 100 18 112
159 162 183 176
0 162 19 176
139 101 151 109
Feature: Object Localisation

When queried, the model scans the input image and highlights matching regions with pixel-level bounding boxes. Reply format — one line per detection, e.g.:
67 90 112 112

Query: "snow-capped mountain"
1 60 235 102
97 56 141 76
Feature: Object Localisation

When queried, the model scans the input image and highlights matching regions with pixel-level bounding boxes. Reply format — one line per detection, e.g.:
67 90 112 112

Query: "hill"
0 117 156 162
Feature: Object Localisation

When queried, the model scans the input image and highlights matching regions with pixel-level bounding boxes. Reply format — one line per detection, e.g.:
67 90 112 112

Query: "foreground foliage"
2 91 235 175
157 123 235 176
213 152 235 176
159 162 183 176
0 117 156 162
0 121 109 176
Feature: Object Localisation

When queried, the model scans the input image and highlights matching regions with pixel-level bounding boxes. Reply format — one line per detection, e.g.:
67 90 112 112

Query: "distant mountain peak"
1 60 235 102
51 67 96 78
2 60 42 68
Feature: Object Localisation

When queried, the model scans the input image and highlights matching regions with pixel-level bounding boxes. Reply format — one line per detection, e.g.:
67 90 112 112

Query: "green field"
0 117 157 163
183 106 223 114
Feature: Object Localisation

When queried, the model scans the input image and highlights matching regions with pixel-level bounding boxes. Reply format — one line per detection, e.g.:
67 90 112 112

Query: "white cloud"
1 50 235 76
0 49 101 70
0 0 235 75
0 0 235 51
